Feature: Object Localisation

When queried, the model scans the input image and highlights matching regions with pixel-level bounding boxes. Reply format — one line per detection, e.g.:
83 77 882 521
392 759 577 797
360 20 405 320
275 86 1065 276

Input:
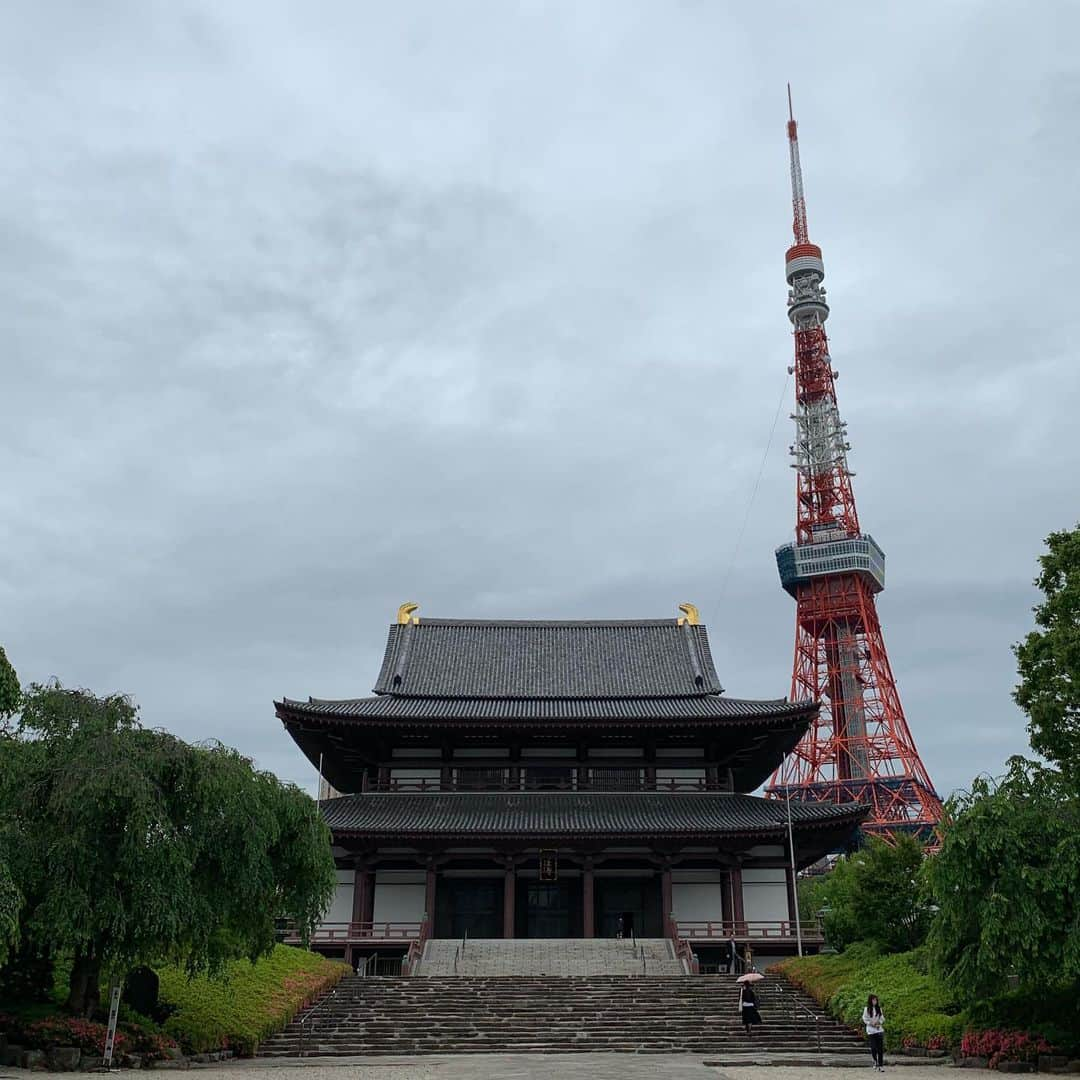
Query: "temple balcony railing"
359 773 725 794
672 918 824 944
279 920 425 945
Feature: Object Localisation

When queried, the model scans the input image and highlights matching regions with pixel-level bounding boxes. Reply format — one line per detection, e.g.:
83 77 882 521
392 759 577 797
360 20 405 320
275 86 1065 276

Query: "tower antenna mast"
766 89 943 845
787 84 809 245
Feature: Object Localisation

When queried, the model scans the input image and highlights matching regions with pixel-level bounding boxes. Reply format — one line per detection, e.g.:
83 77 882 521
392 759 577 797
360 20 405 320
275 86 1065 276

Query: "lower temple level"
290 843 823 969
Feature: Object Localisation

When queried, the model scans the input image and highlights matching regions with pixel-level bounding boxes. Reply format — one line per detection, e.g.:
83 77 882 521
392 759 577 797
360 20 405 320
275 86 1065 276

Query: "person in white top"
862 994 885 1071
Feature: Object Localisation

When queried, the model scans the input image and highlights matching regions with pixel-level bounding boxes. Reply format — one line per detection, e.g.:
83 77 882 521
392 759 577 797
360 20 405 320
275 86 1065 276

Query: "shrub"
118 1022 178 1061
0 1006 178 1061
157 945 348 1055
22 1016 128 1055
779 946 965 1051
902 1012 967 1049
961 1028 1056 1069
968 986 1080 1056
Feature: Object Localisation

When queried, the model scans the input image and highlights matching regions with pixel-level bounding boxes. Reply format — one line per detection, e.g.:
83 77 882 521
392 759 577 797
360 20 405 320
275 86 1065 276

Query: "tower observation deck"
764 89 943 844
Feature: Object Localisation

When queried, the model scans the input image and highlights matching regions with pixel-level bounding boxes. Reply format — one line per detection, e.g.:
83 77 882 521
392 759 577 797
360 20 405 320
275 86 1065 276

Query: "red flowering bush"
23 1016 128 1055
926 1034 949 1051
0 1010 177 1061
961 1028 1055 1069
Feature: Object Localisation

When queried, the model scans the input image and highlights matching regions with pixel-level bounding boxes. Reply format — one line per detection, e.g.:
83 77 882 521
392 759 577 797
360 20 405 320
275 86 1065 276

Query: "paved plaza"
19 1057 975 1080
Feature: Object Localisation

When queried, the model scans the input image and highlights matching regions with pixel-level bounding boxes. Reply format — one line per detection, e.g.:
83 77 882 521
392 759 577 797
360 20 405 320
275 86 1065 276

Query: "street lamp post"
785 790 804 957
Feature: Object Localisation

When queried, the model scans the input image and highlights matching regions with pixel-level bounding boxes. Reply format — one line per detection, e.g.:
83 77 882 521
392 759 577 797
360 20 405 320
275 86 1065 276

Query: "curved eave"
275 696 816 726
279 698 817 794
320 793 868 869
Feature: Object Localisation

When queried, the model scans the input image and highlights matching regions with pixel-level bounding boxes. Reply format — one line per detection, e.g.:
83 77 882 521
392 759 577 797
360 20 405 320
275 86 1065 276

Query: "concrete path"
20 1055 986 1080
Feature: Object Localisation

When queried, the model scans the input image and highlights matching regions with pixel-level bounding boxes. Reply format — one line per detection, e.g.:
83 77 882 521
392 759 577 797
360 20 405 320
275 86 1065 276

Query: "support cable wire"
718 371 790 605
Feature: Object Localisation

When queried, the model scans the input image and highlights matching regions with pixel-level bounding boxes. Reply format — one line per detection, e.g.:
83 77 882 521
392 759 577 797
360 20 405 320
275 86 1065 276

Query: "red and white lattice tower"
764 89 943 843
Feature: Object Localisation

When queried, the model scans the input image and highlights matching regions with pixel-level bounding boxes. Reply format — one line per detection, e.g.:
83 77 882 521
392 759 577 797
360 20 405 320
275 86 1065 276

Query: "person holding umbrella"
736 970 764 1036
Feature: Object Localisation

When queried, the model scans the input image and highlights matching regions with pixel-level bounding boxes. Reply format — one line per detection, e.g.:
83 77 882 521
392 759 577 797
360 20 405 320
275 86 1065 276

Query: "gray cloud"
2 1 1077 801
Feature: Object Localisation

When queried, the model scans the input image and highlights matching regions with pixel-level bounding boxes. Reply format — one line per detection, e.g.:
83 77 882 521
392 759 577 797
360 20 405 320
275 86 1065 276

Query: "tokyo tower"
764 89 943 843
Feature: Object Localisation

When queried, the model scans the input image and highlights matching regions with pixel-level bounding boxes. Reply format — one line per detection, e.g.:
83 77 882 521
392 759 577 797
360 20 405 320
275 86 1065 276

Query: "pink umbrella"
736 971 765 983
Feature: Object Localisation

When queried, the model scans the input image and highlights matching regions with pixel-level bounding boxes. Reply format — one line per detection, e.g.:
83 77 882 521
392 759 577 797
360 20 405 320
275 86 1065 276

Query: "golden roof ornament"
396 602 420 625
677 602 701 626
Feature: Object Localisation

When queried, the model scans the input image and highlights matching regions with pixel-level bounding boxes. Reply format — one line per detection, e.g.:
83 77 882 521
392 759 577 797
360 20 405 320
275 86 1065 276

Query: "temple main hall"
277 602 866 969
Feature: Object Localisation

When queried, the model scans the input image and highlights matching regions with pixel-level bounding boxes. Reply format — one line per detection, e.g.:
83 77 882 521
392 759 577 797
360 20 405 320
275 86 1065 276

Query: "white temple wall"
671 868 724 922
324 868 355 924
741 867 789 924
372 870 426 924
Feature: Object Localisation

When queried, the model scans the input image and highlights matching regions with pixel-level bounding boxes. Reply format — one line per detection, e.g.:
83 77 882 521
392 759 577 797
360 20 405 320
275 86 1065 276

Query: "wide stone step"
256 970 862 1058
262 1046 867 1057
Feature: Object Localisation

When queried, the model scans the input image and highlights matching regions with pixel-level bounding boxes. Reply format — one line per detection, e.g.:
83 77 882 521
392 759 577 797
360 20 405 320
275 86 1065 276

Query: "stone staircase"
258 970 864 1056
416 937 683 976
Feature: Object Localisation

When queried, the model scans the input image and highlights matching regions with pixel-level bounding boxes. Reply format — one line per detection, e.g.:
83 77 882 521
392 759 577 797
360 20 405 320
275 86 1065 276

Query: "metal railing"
296 986 337 1057
356 954 404 977
766 980 822 1052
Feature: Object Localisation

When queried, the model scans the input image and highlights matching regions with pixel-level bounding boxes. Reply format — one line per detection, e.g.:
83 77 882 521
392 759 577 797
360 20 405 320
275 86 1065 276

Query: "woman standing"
862 994 885 1071
739 983 762 1037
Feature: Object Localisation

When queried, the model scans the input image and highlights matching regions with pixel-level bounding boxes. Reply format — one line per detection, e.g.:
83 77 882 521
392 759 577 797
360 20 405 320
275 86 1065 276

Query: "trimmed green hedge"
157 946 348 1055
777 944 966 1051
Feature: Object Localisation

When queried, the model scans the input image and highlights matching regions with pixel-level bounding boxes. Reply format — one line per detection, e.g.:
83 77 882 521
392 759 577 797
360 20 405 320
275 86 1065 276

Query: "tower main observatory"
764 89 943 844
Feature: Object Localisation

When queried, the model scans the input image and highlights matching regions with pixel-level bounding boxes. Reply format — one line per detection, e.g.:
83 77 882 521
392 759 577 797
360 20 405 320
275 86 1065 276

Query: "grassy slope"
776 944 966 1051
157 946 348 1055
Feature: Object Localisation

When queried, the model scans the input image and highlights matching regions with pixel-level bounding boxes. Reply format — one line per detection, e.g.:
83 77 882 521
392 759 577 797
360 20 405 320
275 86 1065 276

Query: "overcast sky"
2 2 1077 802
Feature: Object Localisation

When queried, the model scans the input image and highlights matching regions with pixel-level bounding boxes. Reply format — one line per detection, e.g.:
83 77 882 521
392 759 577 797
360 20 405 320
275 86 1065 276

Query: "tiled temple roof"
371 618 724 698
278 613 819 793
279 693 811 724
321 790 867 840
279 615 812 727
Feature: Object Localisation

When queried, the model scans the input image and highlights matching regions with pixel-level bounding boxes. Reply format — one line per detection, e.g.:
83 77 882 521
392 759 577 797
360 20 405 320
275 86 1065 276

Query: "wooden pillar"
424 863 437 927
351 864 369 928
661 864 673 937
363 869 375 924
503 864 516 939
582 859 595 938
730 865 745 931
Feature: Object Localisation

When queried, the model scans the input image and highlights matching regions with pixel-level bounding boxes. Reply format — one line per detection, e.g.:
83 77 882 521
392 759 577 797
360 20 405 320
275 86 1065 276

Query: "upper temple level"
276 606 819 795
372 614 724 697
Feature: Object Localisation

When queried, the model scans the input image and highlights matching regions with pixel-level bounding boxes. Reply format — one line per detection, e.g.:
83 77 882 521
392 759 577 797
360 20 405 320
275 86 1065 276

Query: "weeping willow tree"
0 646 23 966
2 681 335 1015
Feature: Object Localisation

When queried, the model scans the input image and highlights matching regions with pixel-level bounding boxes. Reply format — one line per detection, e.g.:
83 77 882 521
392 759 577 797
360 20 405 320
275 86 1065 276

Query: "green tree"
0 647 21 964
797 836 931 954
847 835 933 953
0 646 17 721
1014 524 1080 775
926 759 1080 1000
3 682 336 1015
799 856 860 951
